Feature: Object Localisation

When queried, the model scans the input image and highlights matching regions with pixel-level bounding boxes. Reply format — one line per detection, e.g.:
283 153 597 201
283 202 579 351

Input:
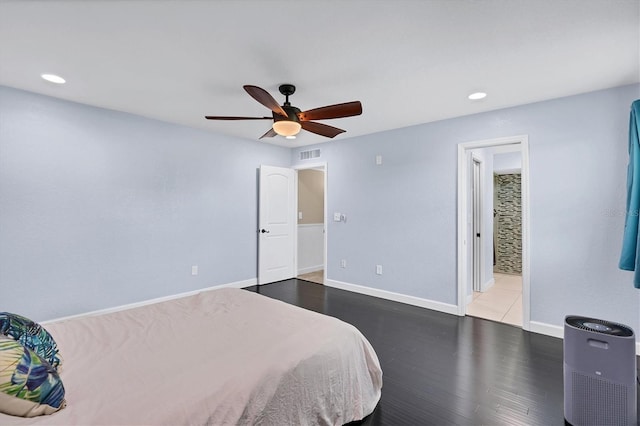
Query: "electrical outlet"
340 259 347 268
376 264 383 275
191 265 198 276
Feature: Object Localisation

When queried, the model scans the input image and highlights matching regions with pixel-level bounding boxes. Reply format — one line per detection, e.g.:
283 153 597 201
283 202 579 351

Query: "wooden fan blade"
298 101 362 121
243 85 288 117
205 116 272 120
301 121 346 138
259 128 277 139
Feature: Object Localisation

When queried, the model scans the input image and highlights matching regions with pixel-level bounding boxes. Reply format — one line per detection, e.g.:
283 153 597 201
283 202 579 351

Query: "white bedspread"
1 288 382 425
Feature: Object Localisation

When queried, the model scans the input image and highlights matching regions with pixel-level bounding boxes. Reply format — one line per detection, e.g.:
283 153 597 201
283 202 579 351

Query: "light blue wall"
292 84 640 331
0 86 290 322
3 83 640 332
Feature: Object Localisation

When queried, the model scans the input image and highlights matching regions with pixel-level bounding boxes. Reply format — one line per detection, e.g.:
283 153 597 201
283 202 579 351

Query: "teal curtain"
619 99 640 288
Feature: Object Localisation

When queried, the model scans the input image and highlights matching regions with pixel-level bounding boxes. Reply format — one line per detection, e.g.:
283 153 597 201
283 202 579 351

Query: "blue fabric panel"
619 99 640 288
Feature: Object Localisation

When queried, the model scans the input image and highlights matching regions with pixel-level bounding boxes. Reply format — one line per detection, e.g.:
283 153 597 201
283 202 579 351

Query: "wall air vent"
300 149 321 160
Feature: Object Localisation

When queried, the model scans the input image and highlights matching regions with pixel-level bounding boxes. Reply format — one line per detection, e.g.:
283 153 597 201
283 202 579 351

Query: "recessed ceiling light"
285 135 297 140
41 74 66 84
468 92 487 100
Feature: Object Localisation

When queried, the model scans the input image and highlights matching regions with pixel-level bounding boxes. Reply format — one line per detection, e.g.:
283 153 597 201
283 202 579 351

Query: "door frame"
471 156 483 293
456 135 531 330
292 162 328 281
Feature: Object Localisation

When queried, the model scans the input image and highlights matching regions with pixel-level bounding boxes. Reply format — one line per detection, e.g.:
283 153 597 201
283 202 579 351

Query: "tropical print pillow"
0 336 66 417
0 313 62 371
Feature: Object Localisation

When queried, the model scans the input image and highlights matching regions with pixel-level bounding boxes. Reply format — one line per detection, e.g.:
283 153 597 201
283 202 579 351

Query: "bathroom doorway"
457 136 530 330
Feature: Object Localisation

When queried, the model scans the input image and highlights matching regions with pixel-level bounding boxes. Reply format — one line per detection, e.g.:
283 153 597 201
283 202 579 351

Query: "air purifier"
564 315 637 426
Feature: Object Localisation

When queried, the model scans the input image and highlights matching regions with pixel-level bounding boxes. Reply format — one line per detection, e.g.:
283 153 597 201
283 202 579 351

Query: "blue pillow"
0 313 62 371
0 336 66 417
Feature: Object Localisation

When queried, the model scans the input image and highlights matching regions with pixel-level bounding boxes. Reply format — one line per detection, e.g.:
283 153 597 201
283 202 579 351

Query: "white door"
258 165 296 284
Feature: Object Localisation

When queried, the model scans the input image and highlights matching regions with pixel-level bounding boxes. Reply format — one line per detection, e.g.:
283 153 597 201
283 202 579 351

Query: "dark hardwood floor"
245 279 640 426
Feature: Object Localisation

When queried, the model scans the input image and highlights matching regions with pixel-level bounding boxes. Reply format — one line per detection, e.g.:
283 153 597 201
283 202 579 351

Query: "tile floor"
297 269 324 285
467 272 523 327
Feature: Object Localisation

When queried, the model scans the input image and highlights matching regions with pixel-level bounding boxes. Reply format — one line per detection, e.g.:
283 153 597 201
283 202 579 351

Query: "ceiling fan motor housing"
273 105 301 123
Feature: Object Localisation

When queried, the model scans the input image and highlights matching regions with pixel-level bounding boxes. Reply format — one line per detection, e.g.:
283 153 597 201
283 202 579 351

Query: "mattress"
0 288 382 425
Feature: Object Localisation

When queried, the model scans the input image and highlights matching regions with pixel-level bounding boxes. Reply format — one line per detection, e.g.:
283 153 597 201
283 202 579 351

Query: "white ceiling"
1 0 638 147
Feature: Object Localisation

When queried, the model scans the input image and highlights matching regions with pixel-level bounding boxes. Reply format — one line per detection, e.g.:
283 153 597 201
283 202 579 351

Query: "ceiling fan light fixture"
272 120 301 137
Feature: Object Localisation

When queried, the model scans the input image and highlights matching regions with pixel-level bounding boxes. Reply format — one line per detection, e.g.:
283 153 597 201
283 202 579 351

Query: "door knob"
260 229 270 234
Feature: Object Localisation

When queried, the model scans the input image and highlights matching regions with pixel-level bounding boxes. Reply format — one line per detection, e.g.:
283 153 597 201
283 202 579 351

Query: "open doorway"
467 149 523 326
457 136 530 330
295 164 326 284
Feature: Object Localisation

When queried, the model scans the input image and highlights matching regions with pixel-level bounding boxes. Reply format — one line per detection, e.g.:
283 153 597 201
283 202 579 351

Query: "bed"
0 288 382 425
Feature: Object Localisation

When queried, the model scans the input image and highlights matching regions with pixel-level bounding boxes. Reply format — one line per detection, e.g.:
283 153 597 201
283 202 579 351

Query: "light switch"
334 212 341 221
376 155 383 165
298 211 303 220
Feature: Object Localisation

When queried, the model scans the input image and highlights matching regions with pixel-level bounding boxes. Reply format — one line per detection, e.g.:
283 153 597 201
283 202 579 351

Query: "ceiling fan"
205 84 362 139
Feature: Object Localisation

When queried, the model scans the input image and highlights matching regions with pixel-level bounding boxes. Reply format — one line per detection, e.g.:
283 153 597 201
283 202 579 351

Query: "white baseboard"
466 278 495 303
325 279 459 316
44 277 640 356
529 321 640 356
529 321 564 339
323 279 640 356
297 265 324 275
42 278 257 325
482 278 495 292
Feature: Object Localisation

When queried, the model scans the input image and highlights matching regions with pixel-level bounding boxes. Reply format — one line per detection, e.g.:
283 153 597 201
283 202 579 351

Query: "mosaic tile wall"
494 173 522 274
